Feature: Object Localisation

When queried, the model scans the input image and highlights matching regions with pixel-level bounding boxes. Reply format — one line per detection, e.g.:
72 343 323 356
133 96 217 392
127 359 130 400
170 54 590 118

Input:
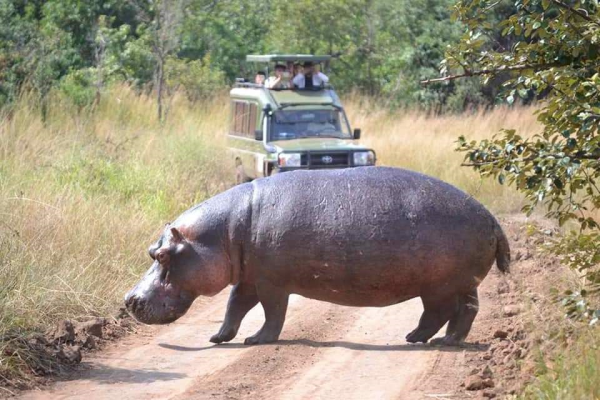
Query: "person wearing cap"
265 64 291 89
292 61 329 89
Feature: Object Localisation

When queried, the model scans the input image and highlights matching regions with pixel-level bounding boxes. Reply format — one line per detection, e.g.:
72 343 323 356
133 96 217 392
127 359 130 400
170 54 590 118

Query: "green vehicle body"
227 55 376 183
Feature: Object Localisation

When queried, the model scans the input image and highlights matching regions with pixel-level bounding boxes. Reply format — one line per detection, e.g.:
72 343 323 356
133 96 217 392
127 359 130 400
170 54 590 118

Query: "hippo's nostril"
128 297 141 313
133 298 148 314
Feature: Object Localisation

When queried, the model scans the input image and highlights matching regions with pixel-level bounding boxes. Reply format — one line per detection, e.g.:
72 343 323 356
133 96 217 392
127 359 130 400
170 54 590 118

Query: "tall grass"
346 95 540 213
0 88 232 336
0 85 540 383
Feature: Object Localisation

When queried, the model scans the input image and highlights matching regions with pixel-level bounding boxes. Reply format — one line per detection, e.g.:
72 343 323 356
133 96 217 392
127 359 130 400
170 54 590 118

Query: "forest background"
0 0 517 114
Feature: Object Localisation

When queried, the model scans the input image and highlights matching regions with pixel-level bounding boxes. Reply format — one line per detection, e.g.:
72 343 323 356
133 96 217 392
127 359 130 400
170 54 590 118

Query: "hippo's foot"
243 329 280 345
209 324 239 344
243 334 278 345
405 328 432 344
429 335 463 347
209 331 235 344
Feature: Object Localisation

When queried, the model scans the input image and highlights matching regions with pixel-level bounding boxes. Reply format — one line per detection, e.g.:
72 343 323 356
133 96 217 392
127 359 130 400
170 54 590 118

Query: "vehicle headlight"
278 152 302 167
353 151 376 166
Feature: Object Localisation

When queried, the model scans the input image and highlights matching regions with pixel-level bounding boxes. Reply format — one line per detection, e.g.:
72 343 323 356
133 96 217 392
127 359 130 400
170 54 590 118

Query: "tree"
180 0 272 81
130 0 188 121
430 0 600 319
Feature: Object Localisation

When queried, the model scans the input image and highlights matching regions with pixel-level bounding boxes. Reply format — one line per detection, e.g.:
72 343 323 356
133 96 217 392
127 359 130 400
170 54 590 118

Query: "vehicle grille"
308 152 350 168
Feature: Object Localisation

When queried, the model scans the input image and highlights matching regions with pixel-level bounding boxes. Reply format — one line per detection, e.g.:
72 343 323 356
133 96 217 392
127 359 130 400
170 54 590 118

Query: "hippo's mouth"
125 290 194 325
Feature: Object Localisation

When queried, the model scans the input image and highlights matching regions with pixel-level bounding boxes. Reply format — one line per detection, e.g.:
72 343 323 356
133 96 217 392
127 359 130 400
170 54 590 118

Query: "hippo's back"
248 167 499 306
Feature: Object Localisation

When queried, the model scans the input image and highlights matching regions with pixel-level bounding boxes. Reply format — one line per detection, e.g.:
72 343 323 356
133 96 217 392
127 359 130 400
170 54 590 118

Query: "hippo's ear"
170 227 184 243
148 237 162 260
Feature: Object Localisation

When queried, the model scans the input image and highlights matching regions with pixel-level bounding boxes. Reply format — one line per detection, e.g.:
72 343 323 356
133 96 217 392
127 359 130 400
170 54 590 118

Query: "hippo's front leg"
210 283 259 344
244 280 289 345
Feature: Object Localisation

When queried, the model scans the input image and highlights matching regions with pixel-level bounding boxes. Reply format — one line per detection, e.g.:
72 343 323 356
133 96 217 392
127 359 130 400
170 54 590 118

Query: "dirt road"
18 278 502 400
14 218 540 400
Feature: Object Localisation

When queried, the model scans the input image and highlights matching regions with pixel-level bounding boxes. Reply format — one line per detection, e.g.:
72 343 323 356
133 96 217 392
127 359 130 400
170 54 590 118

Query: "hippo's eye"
156 251 170 265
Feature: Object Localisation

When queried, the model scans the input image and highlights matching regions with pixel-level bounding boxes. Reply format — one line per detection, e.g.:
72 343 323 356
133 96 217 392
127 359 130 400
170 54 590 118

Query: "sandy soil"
17 230 520 400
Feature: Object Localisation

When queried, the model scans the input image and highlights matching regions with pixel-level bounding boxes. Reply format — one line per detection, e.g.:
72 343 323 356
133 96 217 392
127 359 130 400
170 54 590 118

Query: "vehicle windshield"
270 109 352 141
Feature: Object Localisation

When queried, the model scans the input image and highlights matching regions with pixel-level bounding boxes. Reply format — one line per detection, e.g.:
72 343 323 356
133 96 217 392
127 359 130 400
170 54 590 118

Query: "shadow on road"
61 364 187 384
159 339 488 353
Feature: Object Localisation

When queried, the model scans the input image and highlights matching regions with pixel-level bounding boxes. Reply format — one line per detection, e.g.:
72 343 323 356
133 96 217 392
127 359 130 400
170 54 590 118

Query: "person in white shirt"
292 61 329 89
265 64 291 89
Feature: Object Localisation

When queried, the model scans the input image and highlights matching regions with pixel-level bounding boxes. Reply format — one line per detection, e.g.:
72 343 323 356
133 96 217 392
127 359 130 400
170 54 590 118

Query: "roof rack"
232 83 334 91
233 82 265 89
246 54 332 63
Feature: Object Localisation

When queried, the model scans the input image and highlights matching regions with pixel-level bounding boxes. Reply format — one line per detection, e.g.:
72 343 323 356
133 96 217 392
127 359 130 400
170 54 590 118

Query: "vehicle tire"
235 164 251 185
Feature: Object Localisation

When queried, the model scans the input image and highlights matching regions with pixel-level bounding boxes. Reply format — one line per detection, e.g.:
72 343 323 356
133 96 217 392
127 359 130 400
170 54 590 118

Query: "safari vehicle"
227 54 376 184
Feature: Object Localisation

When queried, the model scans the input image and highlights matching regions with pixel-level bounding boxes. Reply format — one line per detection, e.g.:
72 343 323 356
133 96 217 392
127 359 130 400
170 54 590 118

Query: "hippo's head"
124 225 231 324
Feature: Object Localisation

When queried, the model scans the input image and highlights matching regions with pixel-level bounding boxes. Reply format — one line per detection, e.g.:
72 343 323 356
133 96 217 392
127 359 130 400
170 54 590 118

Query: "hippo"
125 166 509 346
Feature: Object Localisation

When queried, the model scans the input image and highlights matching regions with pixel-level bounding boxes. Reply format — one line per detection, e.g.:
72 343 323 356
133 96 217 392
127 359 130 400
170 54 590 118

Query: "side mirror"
255 129 263 141
353 128 361 140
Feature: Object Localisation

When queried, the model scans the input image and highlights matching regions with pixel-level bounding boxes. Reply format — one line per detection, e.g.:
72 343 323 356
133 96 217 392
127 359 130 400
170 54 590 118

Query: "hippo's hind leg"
244 280 289 345
210 283 259 344
431 288 479 346
406 294 458 344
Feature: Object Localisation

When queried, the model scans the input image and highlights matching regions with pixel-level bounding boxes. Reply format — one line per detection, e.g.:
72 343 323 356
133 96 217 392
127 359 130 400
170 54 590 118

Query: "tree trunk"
157 56 164 122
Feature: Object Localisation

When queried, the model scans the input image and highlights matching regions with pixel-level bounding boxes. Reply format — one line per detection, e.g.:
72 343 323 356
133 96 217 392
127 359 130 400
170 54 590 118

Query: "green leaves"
451 0 600 230
449 0 600 321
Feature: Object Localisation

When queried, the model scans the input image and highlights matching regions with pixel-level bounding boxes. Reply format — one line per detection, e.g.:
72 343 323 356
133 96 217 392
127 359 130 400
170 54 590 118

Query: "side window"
230 100 259 138
249 103 257 135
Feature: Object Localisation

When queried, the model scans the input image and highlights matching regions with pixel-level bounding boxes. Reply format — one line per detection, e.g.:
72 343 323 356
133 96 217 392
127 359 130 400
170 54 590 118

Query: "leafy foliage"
0 0 518 112
442 0 600 318
549 231 600 322
165 56 225 102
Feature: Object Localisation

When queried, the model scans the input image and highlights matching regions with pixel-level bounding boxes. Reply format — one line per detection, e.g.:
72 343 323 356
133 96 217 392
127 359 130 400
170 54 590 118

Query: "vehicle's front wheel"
235 164 251 185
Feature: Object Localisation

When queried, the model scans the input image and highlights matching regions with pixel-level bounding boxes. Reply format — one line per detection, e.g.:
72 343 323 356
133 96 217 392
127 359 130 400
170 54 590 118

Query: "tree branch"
551 0 600 27
421 62 561 84
461 152 600 167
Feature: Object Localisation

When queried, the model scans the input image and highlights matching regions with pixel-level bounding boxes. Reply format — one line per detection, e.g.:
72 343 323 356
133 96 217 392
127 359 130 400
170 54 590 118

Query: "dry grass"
345 95 541 213
0 85 540 384
520 328 600 400
0 87 232 383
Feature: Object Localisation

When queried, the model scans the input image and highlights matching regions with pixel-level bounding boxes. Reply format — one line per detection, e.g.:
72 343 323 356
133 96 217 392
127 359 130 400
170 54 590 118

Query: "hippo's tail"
494 219 510 273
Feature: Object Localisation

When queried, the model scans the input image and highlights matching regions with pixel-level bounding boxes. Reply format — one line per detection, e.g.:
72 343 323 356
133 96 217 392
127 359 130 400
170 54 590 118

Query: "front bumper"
275 150 377 171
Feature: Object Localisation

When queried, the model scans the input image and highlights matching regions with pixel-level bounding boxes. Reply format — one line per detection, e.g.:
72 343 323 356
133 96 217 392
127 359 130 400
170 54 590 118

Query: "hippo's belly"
248 167 499 306
252 222 496 306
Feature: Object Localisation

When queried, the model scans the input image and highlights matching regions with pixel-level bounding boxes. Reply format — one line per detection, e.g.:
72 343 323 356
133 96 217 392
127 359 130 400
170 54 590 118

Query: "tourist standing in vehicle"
292 61 329 89
292 63 303 78
255 71 266 85
265 64 291 89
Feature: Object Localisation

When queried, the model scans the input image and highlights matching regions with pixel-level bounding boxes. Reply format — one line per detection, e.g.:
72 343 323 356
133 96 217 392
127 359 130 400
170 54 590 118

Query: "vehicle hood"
268 138 369 152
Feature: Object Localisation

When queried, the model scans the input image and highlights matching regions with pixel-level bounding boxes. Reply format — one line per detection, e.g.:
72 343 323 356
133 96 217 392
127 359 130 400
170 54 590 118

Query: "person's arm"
317 71 329 84
266 76 282 89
